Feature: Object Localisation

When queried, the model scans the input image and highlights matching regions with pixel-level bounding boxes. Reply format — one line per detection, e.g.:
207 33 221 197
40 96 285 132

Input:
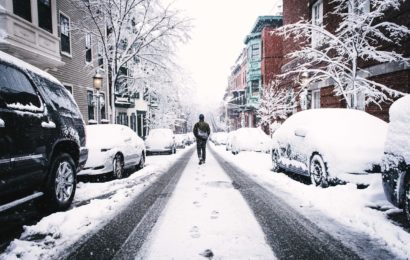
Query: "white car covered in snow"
271 109 387 187
145 128 176 155
175 134 187 149
225 130 237 151
382 95 410 224
211 132 228 145
231 128 272 155
79 124 146 179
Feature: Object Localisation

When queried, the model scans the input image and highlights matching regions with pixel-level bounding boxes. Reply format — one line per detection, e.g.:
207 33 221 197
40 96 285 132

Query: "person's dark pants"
197 139 207 162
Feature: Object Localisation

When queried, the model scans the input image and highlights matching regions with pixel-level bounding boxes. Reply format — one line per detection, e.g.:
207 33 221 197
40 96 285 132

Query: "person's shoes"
199 159 203 165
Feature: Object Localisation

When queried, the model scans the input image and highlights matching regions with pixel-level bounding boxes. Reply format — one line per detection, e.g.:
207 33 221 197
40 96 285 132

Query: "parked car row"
218 96 410 224
0 51 179 214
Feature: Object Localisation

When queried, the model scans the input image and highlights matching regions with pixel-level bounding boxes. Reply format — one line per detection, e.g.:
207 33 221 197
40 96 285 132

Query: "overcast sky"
171 0 282 109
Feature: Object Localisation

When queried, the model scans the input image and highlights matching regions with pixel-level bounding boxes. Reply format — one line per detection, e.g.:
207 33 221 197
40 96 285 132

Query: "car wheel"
137 154 145 170
113 154 124 179
404 179 410 224
40 153 76 212
309 154 329 188
271 149 280 172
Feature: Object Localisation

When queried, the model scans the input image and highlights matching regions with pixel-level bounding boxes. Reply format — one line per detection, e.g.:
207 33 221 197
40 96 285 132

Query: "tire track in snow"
64 148 194 260
211 147 368 260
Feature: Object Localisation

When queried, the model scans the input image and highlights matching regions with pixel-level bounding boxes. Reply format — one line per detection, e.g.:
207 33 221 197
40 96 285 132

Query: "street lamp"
93 70 103 123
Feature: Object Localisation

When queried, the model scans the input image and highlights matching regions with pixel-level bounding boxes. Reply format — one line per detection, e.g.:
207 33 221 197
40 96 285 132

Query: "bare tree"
69 0 191 122
257 80 296 135
276 0 410 109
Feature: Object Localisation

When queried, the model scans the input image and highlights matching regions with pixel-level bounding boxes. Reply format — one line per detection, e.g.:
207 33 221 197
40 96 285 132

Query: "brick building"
225 15 284 130
282 0 410 121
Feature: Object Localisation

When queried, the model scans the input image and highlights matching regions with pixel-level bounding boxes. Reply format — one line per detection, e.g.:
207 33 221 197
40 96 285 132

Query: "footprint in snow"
199 249 214 259
190 226 200 238
211 210 219 219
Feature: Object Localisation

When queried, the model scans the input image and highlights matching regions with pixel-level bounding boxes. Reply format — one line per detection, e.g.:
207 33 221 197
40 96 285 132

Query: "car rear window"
0 63 42 112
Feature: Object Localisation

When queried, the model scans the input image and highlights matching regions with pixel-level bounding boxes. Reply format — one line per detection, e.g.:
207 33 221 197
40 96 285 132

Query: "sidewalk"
138 147 275 259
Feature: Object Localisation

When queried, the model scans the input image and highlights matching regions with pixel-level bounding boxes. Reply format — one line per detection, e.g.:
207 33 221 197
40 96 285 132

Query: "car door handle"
0 118 4 128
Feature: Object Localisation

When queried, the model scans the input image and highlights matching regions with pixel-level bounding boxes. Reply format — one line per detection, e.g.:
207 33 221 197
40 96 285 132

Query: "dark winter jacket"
193 120 211 141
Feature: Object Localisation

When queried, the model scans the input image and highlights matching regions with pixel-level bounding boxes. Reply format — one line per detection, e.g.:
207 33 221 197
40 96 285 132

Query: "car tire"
404 179 410 224
271 149 280 172
39 153 76 212
309 154 329 188
137 153 145 170
113 154 124 179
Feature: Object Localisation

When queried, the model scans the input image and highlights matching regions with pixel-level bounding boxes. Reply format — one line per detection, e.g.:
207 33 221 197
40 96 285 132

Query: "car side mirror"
294 128 307 138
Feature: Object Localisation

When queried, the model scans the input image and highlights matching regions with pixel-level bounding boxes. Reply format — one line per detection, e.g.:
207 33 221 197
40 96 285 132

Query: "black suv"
382 95 410 224
0 51 87 212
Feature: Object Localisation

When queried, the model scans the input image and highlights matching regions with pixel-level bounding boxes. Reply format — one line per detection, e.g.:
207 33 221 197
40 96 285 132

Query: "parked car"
0 51 88 212
231 128 272 154
271 109 387 187
79 124 145 179
185 133 195 145
225 130 237 151
381 95 410 224
211 132 228 145
175 134 187 149
145 128 176 155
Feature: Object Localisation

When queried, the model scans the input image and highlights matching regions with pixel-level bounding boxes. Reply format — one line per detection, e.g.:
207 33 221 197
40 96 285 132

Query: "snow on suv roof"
0 50 61 85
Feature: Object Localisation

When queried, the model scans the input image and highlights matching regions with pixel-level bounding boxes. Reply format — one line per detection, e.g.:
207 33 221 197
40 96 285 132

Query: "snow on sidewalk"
138 149 276 260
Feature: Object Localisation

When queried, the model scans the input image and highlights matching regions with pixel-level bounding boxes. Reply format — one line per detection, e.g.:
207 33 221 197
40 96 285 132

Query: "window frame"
87 89 95 120
311 0 324 48
37 0 53 33
311 89 321 109
12 0 32 22
59 11 72 57
85 33 92 63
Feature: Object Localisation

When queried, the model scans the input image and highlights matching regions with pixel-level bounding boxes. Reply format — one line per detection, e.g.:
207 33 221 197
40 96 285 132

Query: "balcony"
0 6 63 69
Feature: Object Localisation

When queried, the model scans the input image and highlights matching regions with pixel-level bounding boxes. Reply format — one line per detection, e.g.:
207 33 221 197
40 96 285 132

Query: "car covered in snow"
271 109 387 187
231 128 272 155
0 51 88 212
211 132 228 145
79 124 145 179
145 128 176 155
381 95 410 224
175 134 187 149
225 130 237 151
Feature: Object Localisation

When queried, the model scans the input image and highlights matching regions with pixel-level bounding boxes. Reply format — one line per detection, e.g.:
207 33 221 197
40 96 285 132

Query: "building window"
98 41 104 68
100 92 106 119
349 0 370 14
64 85 73 94
13 0 32 22
251 80 259 96
251 43 260 60
87 90 94 120
347 91 365 110
311 0 323 47
118 112 128 126
311 90 321 109
60 13 71 55
38 0 53 33
85 33 92 63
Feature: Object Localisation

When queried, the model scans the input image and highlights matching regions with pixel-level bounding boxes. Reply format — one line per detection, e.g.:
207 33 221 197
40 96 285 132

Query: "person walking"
193 114 211 165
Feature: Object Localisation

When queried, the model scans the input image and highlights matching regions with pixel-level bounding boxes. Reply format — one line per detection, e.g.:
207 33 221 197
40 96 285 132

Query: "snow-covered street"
2 143 410 259
138 145 274 259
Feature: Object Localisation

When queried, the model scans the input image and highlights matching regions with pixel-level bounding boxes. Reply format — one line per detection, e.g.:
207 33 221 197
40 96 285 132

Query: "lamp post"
93 70 103 124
